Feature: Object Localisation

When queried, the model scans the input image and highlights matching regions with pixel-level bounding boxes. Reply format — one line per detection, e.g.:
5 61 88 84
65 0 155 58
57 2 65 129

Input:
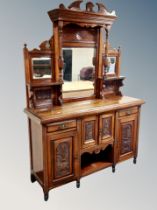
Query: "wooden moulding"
24 96 145 125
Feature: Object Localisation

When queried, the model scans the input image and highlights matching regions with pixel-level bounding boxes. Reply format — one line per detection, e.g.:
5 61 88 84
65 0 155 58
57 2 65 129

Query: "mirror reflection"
62 48 95 92
32 57 52 79
106 56 116 75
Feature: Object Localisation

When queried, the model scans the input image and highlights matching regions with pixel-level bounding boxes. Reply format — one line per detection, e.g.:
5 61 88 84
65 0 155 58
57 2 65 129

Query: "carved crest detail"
58 1 116 16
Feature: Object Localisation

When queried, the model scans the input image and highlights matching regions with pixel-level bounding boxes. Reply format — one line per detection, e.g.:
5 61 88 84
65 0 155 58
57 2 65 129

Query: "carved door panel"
48 130 78 184
117 114 138 162
99 113 114 144
82 116 98 149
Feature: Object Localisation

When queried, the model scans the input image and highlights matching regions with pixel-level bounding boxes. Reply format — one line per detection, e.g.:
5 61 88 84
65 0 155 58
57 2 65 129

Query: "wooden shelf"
81 161 112 177
81 145 113 177
27 81 63 88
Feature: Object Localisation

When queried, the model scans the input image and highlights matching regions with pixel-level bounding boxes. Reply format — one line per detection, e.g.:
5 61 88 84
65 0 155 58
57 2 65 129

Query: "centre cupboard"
23 1 144 201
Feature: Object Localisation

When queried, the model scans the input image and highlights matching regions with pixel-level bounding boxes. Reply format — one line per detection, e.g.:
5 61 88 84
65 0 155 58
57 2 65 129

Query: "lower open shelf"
81 161 112 177
81 145 113 177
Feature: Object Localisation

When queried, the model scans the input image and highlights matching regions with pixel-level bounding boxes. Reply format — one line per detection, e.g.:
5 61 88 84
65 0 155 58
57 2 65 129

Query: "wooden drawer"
47 120 76 133
118 107 138 117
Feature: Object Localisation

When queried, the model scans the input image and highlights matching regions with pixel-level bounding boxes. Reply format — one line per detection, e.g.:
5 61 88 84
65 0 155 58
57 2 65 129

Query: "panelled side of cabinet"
29 120 44 185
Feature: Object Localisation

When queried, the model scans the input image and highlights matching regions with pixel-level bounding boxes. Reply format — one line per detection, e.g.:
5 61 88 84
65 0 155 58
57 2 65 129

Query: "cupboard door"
117 114 138 162
48 131 78 184
82 116 98 149
99 113 114 144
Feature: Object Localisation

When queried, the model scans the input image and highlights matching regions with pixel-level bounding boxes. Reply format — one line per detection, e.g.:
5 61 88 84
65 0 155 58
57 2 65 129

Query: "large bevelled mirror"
62 47 95 98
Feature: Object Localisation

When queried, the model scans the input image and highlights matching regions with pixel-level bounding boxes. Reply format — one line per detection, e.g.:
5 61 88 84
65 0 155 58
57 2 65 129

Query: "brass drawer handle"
59 124 66 129
126 110 132 115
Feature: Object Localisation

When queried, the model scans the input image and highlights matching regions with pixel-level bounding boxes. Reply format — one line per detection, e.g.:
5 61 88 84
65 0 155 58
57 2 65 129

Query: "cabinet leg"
76 180 80 188
112 164 116 173
133 157 137 164
44 191 49 201
30 173 36 183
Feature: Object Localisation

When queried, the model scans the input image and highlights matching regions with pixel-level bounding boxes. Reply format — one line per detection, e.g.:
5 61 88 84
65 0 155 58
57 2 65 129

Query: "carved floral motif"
102 117 112 137
55 142 71 178
85 121 94 141
121 123 132 154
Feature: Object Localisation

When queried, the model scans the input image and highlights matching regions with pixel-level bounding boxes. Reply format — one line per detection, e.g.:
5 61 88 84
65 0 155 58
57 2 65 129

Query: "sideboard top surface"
24 96 144 124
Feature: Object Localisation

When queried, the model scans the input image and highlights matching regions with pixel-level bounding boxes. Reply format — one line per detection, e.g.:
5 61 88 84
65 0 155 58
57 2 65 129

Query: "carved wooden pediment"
48 1 117 28
58 0 116 16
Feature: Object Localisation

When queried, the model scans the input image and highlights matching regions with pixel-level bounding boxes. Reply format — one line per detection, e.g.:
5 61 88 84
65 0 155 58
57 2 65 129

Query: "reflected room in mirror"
62 48 95 99
105 56 116 75
32 57 52 79
103 46 121 78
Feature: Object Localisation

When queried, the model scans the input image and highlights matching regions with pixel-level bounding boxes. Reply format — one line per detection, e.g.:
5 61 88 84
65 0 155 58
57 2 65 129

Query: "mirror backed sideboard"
23 1 144 201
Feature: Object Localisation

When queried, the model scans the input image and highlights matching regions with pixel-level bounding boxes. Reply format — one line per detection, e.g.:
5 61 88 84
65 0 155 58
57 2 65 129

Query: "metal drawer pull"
59 124 66 129
126 110 132 115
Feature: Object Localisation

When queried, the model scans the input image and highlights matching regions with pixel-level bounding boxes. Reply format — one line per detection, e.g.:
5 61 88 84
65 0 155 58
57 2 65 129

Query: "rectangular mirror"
32 57 52 79
106 56 116 75
62 48 95 97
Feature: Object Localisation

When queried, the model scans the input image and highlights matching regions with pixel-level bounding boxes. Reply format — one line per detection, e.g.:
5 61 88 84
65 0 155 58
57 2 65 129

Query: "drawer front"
47 120 76 133
118 107 138 117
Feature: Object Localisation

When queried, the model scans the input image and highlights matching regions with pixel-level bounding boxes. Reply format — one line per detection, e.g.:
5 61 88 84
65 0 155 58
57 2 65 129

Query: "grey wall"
0 0 156 209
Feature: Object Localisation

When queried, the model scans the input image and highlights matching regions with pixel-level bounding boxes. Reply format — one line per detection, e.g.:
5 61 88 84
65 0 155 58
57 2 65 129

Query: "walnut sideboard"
24 96 144 200
23 1 144 201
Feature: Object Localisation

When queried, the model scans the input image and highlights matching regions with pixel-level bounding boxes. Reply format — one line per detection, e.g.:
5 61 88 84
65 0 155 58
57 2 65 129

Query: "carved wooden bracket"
58 21 63 35
58 56 64 69
28 87 35 108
